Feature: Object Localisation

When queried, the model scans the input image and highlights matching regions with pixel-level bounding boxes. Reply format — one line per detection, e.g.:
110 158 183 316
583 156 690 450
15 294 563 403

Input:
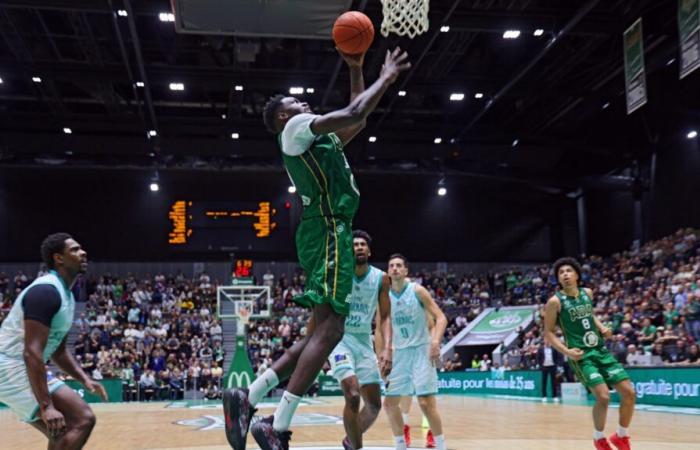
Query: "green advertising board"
64 378 123 403
610 367 700 408
318 375 343 396
224 335 255 389
679 0 700 78
623 18 647 114
0 378 123 408
437 370 543 397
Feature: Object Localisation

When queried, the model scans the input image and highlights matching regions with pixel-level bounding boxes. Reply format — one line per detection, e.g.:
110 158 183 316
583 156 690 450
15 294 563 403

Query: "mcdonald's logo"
227 371 252 389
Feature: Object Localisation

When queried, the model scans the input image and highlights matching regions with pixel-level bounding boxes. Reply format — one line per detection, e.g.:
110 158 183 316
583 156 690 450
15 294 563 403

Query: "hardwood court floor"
2 395 699 449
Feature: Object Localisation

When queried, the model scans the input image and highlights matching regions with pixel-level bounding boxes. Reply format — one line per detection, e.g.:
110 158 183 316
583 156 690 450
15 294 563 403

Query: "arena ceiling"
0 0 695 193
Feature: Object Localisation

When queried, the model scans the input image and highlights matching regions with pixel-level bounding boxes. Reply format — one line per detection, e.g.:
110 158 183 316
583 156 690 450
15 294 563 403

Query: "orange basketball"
333 11 375 55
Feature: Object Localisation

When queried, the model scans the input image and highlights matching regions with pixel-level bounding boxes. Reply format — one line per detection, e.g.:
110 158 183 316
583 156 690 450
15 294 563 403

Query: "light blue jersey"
387 281 438 397
328 265 384 386
345 265 384 334
390 281 430 349
0 270 74 422
0 271 75 361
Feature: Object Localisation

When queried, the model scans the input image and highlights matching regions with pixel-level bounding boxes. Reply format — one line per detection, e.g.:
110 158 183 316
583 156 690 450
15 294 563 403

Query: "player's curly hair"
41 232 72 269
263 94 285 133
552 257 582 287
353 229 372 247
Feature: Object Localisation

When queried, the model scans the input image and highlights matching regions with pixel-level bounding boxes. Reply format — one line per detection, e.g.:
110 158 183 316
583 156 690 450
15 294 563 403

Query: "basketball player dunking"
0 233 107 449
223 47 410 450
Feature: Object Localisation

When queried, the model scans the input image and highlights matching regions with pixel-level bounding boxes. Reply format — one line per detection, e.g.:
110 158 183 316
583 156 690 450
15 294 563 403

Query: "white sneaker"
541 397 548 402
553 397 560 403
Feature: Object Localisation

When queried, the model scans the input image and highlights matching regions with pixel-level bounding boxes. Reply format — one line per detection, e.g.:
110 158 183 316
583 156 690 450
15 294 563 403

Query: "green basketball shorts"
294 216 353 317
568 347 630 389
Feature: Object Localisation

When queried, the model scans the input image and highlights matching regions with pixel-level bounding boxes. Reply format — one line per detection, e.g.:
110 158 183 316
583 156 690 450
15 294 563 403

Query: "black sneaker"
342 436 354 450
223 388 257 450
251 415 292 450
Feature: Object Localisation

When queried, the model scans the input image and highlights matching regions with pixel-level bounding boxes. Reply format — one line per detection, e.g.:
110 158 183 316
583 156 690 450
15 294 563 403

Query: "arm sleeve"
280 113 320 156
22 284 61 327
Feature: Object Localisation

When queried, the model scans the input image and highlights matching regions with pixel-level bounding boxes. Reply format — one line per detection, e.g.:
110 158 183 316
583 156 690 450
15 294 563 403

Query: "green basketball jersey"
555 289 604 351
279 131 360 221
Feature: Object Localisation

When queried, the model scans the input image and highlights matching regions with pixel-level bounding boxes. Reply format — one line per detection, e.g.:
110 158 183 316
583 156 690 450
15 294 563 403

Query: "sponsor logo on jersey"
334 353 350 364
583 331 600 347
301 195 311 206
336 223 345 234
567 304 593 321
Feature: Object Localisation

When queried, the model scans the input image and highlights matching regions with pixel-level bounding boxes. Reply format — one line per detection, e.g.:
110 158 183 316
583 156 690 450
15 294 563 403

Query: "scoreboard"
168 200 291 252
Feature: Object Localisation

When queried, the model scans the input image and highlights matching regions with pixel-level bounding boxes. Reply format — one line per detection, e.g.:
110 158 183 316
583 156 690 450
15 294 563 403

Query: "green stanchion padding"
225 335 256 389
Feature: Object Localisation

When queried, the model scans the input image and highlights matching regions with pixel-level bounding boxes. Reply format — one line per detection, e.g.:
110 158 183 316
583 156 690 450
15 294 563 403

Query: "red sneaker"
609 433 631 450
425 429 436 448
403 424 411 447
594 437 614 450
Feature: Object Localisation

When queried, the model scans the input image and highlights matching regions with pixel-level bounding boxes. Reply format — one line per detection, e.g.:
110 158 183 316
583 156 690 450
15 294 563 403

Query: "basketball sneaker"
425 429 436 448
594 437 614 450
403 424 411 447
342 436 353 450
251 415 292 450
223 388 257 450
609 433 631 450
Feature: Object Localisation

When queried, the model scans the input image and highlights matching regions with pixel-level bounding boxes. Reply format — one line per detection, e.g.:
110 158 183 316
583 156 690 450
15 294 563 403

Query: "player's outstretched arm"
334 50 366 145
544 296 582 360
310 47 410 136
53 337 108 401
415 285 447 367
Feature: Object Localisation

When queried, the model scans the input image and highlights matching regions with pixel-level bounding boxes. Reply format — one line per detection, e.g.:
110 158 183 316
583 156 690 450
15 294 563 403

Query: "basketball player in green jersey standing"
544 257 635 450
383 254 448 450
223 47 410 450
0 233 107 449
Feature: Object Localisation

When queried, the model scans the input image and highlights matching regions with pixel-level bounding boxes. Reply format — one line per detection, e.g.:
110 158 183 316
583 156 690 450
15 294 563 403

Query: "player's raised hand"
337 48 365 68
380 47 411 84
41 405 66 437
567 348 584 361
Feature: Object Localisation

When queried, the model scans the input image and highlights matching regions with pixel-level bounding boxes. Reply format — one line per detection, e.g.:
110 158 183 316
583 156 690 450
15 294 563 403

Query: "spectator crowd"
1 228 698 400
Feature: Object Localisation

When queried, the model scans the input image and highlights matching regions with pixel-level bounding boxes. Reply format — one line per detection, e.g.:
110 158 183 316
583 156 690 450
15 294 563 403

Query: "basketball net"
380 0 430 38
237 306 250 327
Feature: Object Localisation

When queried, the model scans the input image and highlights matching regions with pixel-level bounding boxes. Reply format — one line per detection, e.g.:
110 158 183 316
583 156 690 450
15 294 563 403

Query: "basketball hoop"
237 306 250 327
380 0 430 38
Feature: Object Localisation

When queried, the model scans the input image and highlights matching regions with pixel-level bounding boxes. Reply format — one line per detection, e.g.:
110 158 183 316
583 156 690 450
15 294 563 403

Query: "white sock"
394 436 407 450
402 413 410 425
594 430 605 440
273 391 301 432
248 369 279 406
435 434 446 450
617 426 629 437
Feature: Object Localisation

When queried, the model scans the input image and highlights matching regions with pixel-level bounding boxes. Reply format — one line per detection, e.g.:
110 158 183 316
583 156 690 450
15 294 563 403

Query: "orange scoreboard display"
168 200 290 252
